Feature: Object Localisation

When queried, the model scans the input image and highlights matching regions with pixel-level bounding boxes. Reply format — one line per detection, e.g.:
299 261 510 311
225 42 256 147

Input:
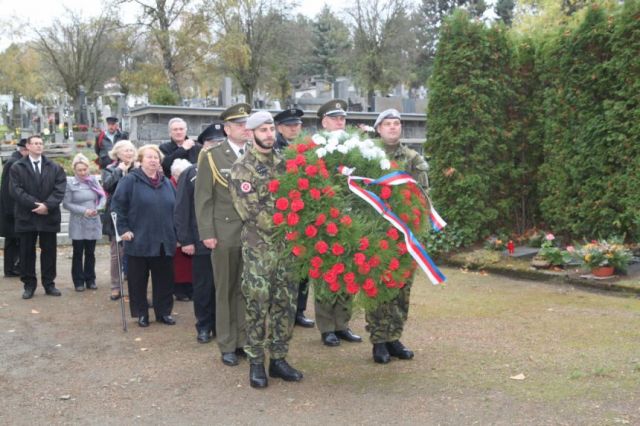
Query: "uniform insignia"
241 182 252 193
336 102 341 109
255 164 268 176
239 106 245 113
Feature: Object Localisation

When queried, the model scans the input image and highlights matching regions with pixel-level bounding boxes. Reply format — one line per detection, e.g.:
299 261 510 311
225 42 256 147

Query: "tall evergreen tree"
310 6 351 82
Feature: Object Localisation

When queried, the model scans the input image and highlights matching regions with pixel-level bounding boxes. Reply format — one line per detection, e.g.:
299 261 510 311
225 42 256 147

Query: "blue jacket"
111 168 176 257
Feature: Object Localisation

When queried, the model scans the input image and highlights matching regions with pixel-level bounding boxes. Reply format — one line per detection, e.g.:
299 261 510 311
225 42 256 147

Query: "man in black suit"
0 138 28 277
159 117 202 176
10 135 67 299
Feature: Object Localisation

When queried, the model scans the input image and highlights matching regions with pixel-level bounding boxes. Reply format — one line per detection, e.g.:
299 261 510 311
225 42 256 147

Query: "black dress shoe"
138 315 150 327
386 340 414 360
174 294 190 302
335 328 362 343
295 314 315 328
22 288 35 299
44 286 61 296
197 330 212 344
268 358 303 382
4 271 20 277
110 290 121 301
86 281 97 290
222 352 239 366
235 347 247 357
373 343 391 364
75 285 85 292
250 363 268 388
321 332 340 347
157 315 176 325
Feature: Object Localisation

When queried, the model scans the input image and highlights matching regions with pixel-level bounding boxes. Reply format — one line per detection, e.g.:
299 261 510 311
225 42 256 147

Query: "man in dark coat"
174 121 226 344
0 139 28 277
159 117 202 177
95 117 128 169
10 135 67 299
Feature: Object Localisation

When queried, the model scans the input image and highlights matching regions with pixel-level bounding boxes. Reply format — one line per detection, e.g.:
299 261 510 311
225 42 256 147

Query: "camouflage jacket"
383 143 430 189
229 146 285 250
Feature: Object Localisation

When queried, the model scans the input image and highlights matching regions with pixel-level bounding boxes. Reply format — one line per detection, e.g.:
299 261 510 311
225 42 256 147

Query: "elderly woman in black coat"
111 144 177 327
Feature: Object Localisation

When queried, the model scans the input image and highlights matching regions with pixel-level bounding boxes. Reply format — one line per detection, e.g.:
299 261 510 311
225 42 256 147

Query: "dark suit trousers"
4 236 20 274
192 253 216 333
127 254 174 319
296 278 310 315
71 240 96 285
19 231 57 290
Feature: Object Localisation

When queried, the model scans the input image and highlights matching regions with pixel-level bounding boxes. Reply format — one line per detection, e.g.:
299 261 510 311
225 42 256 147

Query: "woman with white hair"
63 153 106 291
170 158 194 301
101 139 138 300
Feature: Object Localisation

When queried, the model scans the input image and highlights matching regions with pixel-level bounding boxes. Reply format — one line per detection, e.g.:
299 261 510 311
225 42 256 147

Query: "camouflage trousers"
365 274 414 344
241 246 297 364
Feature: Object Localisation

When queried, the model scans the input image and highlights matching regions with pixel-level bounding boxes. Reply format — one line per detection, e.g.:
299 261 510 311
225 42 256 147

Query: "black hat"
106 116 119 124
317 99 347 118
274 108 304 125
17 138 27 148
220 103 252 123
198 121 226 144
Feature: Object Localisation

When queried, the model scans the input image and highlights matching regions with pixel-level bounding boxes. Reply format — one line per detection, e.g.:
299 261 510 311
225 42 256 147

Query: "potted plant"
576 239 632 276
531 233 572 268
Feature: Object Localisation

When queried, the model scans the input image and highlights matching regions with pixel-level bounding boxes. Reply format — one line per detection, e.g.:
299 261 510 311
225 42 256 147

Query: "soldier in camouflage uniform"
229 111 303 389
366 109 429 364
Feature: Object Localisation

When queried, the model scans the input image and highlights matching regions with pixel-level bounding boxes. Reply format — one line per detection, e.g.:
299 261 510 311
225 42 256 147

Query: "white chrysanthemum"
326 142 338 154
312 134 327 145
316 147 327 158
380 159 391 170
337 144 350 154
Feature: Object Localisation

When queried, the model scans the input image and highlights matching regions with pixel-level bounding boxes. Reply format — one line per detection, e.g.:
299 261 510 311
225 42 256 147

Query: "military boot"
268 359 303 382
250 363 268 388
386 340 414 360
373 343 391 364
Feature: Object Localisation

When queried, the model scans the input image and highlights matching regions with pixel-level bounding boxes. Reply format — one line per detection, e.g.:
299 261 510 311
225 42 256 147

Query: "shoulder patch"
210 141 225 149
240 181 252 193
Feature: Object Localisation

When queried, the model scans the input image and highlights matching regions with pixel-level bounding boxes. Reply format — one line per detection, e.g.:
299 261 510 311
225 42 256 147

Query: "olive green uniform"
194 140 246 353
229 145 295 364
365 143 429 343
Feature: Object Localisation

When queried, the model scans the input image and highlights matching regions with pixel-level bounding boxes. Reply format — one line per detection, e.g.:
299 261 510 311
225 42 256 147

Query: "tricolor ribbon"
338 168 446 285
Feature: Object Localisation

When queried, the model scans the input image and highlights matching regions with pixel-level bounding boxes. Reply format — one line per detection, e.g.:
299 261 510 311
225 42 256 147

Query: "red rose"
353 252 366 266
384 279 396 288
315 240 329 254
365 286 378 297
331 243 344 256
358 263 371 275
288 190 302 200
323 269 337 283
315 213 327 226
368 255 381 268
267 179 280 193
310 256 323 268
358 237 369 251
397 281 406 288
380 186 392 200
332 262 345 274
387 227 400 240
297 178 310 190
291 199 305 212
402 269 413 279
309 188 321 200
272 212 284 226
343 272 355 284
397 242 408 255
390 160 399 168
340 215 352 227
287 212 300 227
275 197 289 211
296 144 309 154
389 257 400 271
401 189 412 200
294 154 306 166
285 231 298 241
292 245 305 257
309 268 321 279
379 239 389 250
363 278 375 290
322 186 335 197
413 217 421 228
305 165 318 177
412 207 422 217
329 207 340 218
346 281 359 295
326 222 338 236
400 213 410 223
286 160 299 174
328 281 340 292
305 225 318 238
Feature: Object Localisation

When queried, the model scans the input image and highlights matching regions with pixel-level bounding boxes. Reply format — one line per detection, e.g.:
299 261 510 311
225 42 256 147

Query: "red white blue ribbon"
339 169 446 285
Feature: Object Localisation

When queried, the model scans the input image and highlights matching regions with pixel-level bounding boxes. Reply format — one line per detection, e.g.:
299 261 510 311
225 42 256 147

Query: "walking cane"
111 212 128 332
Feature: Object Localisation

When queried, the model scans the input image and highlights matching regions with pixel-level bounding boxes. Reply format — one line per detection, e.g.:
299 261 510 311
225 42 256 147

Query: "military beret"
17 138 27 148
274 108 304 125
198 120 226 144
105 116 119 124
373 108 402 129
317 99 347 118
220 103 252 123
246 111 274 130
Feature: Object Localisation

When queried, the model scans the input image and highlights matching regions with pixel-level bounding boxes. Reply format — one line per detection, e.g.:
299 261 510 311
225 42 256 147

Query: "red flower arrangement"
271 130 431 311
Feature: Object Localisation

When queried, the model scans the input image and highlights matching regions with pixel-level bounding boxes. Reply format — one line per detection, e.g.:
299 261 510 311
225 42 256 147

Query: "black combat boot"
250 363 268 388
268 358 303 382
386 340 414 360
372 343 391 364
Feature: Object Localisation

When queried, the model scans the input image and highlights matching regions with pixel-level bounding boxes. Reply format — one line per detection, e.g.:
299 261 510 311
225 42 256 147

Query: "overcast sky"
0 0 349 50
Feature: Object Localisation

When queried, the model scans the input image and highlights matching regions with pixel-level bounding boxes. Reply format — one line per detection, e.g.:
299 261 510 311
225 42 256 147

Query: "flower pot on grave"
591 266 614 277
531 255 551 269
